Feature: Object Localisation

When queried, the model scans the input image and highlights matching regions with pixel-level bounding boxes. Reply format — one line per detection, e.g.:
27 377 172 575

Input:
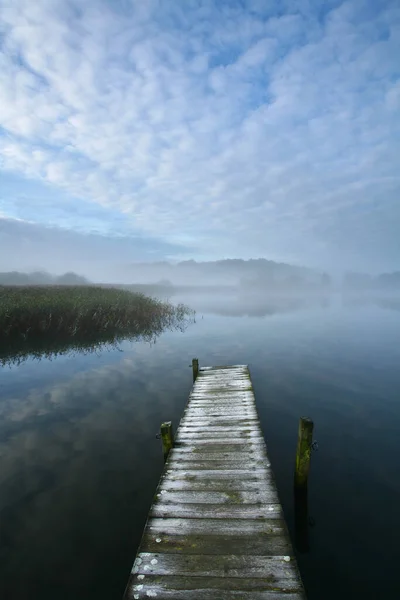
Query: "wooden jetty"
123 364 307 599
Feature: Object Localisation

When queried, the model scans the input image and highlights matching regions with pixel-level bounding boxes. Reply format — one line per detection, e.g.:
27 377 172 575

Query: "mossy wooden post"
192 358 199 382
294 417 314 489
160 421 174 463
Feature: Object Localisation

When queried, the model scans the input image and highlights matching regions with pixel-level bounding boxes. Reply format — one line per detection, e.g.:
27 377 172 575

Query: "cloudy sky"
0 0 399 276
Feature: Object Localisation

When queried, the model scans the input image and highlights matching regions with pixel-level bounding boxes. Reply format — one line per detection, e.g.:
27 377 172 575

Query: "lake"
1 292 400 599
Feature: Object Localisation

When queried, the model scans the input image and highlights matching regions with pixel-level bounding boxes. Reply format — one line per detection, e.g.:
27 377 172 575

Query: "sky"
0 0 399 277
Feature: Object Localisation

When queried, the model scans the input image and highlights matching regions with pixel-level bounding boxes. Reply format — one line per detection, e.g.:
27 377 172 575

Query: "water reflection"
0 308 195 368
2 295 400 600
294 486 310 553
341 294 400 312
170 292 332 317
0 352 191 599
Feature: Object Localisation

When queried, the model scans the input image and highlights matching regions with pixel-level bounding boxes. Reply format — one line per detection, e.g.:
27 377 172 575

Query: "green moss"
224 490 242 503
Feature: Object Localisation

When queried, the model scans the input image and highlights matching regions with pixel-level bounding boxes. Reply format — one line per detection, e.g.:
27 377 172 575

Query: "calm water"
1 293 400 599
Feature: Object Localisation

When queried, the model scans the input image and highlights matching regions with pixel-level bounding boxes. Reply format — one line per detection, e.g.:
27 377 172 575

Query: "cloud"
0 0 399 270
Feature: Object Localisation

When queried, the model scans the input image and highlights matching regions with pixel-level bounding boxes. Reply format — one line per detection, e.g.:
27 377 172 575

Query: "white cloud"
0 0 399 269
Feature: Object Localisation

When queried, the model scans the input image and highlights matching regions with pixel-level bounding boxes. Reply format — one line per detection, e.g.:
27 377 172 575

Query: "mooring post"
160 421 174 463
192 358 199 382
294 417 314 489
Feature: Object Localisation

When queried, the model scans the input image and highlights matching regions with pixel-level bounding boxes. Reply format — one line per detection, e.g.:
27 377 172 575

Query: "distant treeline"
1 263 400 292
0 271 90 286
123 258 322 287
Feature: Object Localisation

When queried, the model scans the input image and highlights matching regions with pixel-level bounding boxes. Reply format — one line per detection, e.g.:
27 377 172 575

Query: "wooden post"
294 417 314 489
192 358 199 382
160 421 174 463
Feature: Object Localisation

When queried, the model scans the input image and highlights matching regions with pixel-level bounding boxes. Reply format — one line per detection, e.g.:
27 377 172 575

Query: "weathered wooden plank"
163 469 269 479
192 380 253 386
168 442 268 454
198 372 249 377
174 438 266 446
175 432 265 443
196 370 249 375
181 408 258 417
196 377 251 381
187 403 254 408
189 388 254 394
184 410 257 416
190 390 252 396
176 427 263 436
150 502 283 519
187 401 255 407
190 384 253 389
153 490 278 504
147 517 286 536
132 553 298 579
164 460 266 471
141 531 292 556
199 365 248 370
159 477 274 492
176 433 261 441
127 574 301 594
126 588 303 600
191 389 253 393
168 450 268 462
176 424 262 433
180 416 260 424
167 455 267 464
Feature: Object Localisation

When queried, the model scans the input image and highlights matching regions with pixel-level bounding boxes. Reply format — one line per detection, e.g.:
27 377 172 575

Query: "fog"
1 218 399 290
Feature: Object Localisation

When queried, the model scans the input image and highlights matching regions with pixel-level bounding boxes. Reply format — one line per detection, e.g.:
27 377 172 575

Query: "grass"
0 285 196 366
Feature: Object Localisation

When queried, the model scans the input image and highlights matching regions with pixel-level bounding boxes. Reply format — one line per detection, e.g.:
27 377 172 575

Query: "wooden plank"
159 477 274 492
174 438 266 446
168 450 268 462
132 553 299 579
175 433 265 443
176 424 262 433
189 392 253 397
192 381 253 386
126 588 303 600
190 389 254 393
123 364 306 600
187 401 255 407
152 490 278 504
168 442 268 454
176 428 263 436
167 454 267 464
141 531 292 556
162 469 270 479
181 408 259 417
147 517 287 536
191 386 253 391
199 365 248 370
150 502 283 519
164 458 264 473
180 416 260 424
176 427 264 436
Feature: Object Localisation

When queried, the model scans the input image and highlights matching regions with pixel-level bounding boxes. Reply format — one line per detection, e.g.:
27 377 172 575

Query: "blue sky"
0 0 399 277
